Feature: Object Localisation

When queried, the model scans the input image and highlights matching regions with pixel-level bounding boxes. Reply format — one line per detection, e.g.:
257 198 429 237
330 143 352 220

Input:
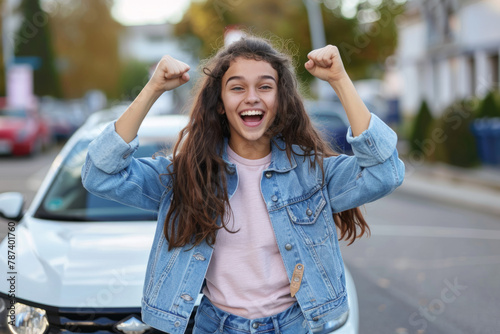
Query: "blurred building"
119 23 194 64
2 0 22 66
119 23 197 114
395 0 500 116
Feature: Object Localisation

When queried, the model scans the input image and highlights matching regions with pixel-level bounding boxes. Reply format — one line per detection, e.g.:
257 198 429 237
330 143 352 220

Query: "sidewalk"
396 160 500 217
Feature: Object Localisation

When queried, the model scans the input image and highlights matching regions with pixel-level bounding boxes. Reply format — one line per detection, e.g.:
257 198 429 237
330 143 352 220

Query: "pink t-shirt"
202 146 296 319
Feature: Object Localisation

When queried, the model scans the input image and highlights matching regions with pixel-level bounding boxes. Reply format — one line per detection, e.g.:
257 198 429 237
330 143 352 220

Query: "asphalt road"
0 146 61 237
341 190 500 334
1 148 499 334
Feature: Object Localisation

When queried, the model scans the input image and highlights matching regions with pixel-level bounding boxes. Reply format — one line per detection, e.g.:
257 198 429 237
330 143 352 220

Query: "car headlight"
6 301 49 334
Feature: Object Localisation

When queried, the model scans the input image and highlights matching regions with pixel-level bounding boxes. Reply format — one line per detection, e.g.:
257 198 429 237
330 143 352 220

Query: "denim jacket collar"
221 136 297 173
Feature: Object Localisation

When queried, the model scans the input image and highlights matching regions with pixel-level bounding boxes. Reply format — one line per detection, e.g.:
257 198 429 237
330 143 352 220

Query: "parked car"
39 98 88 141
0 107 359 334
306 100 353 155
0 107 52 156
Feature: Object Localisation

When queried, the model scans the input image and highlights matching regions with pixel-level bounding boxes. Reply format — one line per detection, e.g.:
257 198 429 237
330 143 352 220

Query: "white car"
0 107 359 334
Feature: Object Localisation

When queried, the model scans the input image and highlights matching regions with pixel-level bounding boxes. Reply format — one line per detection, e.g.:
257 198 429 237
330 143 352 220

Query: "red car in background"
0 107 52 156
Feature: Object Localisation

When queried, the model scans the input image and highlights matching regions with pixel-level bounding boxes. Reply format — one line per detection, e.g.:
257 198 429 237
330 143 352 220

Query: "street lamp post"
303 0 331 100
303 0 326 50
2 0 19 100
2 1 11 96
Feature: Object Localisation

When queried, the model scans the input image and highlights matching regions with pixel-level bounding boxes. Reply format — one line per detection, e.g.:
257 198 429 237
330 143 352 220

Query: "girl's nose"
245 89 260 104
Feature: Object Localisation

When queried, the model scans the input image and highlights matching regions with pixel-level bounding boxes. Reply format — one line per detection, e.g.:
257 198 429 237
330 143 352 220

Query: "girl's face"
220 58 278 157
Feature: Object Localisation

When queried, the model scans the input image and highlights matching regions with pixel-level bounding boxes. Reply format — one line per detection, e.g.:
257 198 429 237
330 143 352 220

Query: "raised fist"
147 55 191 93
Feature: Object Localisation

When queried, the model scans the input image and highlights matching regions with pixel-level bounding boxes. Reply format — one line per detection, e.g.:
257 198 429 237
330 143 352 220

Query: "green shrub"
476 91 500 118
409 100 434 156
433 99 480 167
119 60 150 101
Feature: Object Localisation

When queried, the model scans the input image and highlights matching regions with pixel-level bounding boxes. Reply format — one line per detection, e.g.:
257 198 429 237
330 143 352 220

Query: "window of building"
449 57 458 100
467 56 476 96
489 54 499 91
432 60 440 110
443 1 458 43
147 34 166 43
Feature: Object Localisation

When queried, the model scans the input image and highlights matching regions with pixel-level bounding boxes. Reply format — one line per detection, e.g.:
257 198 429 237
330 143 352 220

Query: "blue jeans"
193 296 312 334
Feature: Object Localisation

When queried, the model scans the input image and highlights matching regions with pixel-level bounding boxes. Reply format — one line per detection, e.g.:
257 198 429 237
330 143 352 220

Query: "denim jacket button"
174 321 181 327
285 243 292 251
252 322 259 329
265 172 272 179
193 253 205 261
306 209 313 216
271 195 278 202
180 294 193 301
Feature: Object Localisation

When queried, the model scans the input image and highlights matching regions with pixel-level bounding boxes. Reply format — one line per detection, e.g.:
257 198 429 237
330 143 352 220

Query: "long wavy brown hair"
164 36 369 250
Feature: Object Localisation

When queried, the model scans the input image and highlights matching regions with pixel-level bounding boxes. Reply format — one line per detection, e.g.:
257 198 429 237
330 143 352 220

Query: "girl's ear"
218 104 225 115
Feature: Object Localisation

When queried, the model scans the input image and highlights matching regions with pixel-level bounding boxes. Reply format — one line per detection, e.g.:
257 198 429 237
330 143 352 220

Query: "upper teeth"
240 110 263 116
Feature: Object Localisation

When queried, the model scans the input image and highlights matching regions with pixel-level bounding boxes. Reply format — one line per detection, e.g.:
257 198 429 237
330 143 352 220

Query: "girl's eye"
231 87 244 91
260 85 272 90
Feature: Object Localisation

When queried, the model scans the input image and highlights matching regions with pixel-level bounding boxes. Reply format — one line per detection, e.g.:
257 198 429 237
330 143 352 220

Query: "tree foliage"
476 91 500 118
332 0 405 79
409 100 433 155
433 100 480 167
14 0 62 97
174 0 403 86
44 0 122 99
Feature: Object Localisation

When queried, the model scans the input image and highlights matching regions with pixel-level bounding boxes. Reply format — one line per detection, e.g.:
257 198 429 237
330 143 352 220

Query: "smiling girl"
82 37 404 334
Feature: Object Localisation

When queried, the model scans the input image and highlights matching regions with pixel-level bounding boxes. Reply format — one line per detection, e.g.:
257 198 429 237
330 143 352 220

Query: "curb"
396 172 500 218
410 163 500 192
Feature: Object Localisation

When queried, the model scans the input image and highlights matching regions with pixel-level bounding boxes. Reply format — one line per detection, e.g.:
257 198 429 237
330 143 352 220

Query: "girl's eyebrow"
225 75 277 86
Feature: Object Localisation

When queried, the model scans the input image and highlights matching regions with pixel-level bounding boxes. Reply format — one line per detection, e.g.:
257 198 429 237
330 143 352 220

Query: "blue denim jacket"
82 113 404 334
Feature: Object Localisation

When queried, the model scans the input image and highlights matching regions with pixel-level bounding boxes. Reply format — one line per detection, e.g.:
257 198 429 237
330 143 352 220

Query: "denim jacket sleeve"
81 122 172 212
325 113 405 213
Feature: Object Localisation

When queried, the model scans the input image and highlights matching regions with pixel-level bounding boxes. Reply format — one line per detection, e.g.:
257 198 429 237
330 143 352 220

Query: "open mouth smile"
239 110 265 126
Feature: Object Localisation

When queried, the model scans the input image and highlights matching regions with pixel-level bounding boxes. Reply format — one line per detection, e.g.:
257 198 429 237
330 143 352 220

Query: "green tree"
433 100 480 167
476 91 500 118
331 0 404 79
409 100 434 156
174 0 404 86
46 0 122 99
14 0 61 97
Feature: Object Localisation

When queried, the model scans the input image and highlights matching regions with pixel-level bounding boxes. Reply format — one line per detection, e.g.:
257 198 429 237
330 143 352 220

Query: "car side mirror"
0 192 24 221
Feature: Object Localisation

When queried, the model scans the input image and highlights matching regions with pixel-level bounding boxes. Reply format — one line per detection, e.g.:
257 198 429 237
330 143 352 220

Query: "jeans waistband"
197 295 309 333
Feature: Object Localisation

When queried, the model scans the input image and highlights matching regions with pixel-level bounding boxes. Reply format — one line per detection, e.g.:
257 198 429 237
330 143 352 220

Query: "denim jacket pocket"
144 246 182 305
286 189 332 245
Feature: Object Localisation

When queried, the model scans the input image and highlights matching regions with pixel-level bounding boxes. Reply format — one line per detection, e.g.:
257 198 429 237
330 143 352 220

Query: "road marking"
371 225 500 240
350 253 500 270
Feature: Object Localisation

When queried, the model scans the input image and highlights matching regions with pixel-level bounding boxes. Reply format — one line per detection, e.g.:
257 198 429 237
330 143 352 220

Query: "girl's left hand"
305 45 347 83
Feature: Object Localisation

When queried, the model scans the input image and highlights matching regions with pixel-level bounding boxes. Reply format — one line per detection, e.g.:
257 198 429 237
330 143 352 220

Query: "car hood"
0 117 29 131
0 216 156 308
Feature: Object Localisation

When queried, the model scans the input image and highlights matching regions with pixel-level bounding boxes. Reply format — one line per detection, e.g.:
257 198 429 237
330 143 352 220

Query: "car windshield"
34 139 171 221
0 108 27 118
309 113 346 130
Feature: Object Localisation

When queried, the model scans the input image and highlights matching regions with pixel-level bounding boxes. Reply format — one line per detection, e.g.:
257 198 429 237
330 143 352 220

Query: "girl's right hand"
147 55 190 93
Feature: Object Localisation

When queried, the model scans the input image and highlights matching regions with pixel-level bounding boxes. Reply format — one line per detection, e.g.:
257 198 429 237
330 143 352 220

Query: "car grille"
44 307 196 334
